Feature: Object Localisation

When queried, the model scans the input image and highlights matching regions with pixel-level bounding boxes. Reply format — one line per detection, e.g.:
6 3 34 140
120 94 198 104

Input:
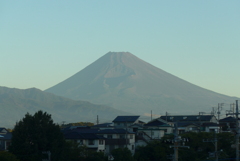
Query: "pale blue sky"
1 1 240 97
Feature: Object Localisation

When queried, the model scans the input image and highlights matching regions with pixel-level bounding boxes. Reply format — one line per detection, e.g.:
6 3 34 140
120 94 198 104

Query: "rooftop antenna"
151 110 152 121
226 100 239 161
217 103 224 120
166 112 168 122
97 115 99 125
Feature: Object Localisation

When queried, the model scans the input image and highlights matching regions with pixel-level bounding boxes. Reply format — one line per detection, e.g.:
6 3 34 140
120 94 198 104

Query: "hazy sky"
1 1 240 97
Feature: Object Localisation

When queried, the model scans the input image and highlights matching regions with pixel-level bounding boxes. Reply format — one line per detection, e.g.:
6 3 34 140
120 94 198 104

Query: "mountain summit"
46 52 237 115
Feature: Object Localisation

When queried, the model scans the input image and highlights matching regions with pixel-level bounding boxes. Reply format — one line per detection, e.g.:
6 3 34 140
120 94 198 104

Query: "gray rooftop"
112 116 140 122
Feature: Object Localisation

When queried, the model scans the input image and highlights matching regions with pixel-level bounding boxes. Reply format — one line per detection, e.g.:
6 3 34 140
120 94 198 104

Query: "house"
159 114 218 125
91 123 114 130
64 130 105 152
201 122 220 132
62 127 136 155
123 119 172 147
219 116 239 132
97 129 136 155
112 116 141 129
0 128 12 151
144 119 173 134
159 115 219 133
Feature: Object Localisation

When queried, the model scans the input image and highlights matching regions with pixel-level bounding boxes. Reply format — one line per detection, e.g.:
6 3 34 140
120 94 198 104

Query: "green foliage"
9 111 66 161
180 132 235 160
134 132 236 161
61 122 94 128
63 141 82 161
111 147 135 161
0 152 19 161
134 140 172 161
83 151 106 161
64 142 107 161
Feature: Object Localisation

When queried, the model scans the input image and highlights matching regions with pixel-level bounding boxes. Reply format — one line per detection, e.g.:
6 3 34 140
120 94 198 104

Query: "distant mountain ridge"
45 52 238 115
0 86 130 127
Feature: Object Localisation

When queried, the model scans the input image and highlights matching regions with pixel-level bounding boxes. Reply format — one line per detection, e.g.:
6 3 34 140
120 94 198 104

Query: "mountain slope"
0 86 129 127
45 52 238 115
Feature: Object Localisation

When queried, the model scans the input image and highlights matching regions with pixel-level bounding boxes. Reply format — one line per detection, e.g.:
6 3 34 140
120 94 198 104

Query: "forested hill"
0 86 130 128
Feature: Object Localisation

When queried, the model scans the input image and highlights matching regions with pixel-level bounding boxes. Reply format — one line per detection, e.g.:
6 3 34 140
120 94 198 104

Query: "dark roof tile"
113 116 140 122
160 115 215 122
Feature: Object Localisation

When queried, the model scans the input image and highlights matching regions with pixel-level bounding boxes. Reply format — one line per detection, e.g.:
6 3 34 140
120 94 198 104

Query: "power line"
226 100 239 161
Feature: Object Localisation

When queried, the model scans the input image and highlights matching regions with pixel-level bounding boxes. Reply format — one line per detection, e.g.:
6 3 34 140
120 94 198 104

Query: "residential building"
112 116 141 129
0 128 12 151
62 127 136 155
64 129 105 152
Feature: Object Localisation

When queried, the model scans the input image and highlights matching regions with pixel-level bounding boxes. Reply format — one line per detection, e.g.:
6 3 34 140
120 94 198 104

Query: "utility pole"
203 131 218 161
125 120 128 148
151 110 152 121
217 103 224 121
236 100 239 161
97 115 99 125
199 112 205 132
212 107 217 115
170 122 189 161
231 103 235 116
226 100 239 161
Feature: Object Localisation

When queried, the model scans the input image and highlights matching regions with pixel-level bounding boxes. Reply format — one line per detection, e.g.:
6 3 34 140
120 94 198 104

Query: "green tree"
61 141 107 161
111 147 135 161
134 140 172 161
9 111 66 161
0 151 19 161
134 132 235 161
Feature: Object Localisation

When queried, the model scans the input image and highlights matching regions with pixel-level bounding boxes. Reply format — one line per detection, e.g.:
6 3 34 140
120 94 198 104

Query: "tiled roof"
129 124 144 128
98 129 134 134
175 122 219 127
0 127 8 133
177 122 199 127
160 115 215 122
112 116 140 122
64 132 103 140
219 116 239 122
202 123 219 127
63 128 134 136
144 120 170 127
0 133 12 140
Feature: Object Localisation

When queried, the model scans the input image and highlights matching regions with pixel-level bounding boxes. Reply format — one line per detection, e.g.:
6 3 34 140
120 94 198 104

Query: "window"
107 135 113 139
120 135 125 139
130 134 133 139
99 140 104 145
88 140 94 145
210 129 215 132
78 140 83 145
179 130 185 134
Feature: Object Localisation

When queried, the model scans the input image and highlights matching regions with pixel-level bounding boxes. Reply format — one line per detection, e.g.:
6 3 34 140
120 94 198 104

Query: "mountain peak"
105 51 133 56
45 52 237 115
100 51 139 65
